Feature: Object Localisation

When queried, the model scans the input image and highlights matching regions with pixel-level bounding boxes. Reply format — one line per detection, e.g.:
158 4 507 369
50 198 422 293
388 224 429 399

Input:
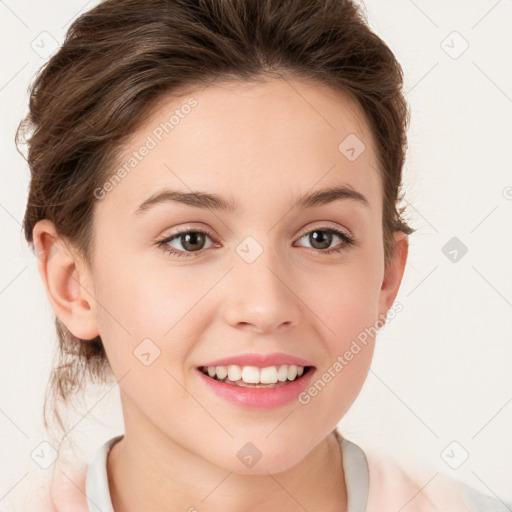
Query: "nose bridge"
222 238 301 333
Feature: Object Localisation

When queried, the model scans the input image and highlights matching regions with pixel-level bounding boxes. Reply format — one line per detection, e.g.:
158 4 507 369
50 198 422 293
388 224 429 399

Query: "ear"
378 231 409 318
32 219 99 340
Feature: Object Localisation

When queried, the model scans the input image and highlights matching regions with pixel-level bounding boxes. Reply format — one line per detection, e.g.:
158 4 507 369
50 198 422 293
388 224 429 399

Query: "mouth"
197 364 315 388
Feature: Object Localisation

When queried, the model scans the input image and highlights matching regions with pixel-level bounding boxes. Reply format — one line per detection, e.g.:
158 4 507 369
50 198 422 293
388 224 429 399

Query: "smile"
196 364 316 409
198 364 313 387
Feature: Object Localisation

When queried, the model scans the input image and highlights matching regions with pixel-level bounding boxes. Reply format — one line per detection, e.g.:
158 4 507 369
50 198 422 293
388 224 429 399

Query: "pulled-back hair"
16 0 414 434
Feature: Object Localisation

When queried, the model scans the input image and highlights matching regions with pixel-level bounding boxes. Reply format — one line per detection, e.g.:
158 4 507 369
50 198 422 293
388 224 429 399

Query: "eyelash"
156 226 356 259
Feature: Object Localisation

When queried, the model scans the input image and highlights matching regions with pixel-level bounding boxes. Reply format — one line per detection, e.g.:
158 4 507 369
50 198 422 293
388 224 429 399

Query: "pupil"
310 230 331 250
182 232 205 251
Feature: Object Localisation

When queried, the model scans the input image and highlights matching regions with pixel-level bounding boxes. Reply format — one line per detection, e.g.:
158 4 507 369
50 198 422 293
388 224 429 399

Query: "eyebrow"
135 184 369 215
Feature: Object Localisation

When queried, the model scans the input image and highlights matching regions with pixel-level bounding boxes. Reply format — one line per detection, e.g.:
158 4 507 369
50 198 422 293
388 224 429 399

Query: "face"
81 77 404 473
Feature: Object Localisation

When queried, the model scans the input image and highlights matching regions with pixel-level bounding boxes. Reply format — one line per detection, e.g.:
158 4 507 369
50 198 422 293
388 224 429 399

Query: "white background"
1 0 511 509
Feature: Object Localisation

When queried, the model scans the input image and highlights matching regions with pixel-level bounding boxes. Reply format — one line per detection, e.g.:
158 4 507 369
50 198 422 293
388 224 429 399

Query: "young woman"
16 0 509 510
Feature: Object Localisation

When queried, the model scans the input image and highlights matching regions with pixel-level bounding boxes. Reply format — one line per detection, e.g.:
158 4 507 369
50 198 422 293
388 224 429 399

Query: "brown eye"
308 230 334 250
157 229 215 258
296 227 355 254
176 232 207 252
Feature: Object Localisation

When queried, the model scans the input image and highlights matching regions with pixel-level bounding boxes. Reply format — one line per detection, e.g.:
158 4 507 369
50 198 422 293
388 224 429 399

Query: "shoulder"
452 479 512 512
18 460 89 512
364 447 510 512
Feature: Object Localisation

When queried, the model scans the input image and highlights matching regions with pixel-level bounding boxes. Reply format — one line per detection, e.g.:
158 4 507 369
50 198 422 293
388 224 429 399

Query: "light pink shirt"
33 432 509 511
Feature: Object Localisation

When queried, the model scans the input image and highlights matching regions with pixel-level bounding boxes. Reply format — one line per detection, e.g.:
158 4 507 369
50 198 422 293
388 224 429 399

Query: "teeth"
241 366 260 384
227 365 242 382
215 366 227 380
260 366 278 384
202 364 307 384
277 365 288 382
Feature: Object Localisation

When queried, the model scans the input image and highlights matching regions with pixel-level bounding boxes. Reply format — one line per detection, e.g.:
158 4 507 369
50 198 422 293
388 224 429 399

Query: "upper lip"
199 352 315 368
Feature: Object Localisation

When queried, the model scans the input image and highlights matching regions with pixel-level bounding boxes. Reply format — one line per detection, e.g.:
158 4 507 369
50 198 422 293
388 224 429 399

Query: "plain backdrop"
1 0 511 509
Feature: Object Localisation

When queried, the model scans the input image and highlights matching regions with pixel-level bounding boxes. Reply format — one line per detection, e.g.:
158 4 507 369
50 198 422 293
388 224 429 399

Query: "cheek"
90 264 197 412
94 249 185 329
304 255 383 344
91 257 176 362
298 255 381 412
91 254 217 380
298 281 377 426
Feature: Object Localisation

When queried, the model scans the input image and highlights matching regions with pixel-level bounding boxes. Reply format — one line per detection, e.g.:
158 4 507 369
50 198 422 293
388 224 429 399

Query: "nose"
222 248 301 335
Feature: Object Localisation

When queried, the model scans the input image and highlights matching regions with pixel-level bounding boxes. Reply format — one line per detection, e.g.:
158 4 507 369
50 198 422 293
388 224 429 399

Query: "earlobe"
378 231 409 318
32 219 100 341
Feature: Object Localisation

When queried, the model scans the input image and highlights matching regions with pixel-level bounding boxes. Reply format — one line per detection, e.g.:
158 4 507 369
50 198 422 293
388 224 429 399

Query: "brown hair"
16 0 414 434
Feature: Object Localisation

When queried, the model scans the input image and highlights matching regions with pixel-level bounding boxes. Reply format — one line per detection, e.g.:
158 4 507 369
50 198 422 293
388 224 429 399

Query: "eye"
295 227 356 254
157 225 356 259
157 228 216 258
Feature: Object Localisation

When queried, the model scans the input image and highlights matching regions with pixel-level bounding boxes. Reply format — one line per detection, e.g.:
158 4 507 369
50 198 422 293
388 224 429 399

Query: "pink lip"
200 352 314 368
197 367 316 409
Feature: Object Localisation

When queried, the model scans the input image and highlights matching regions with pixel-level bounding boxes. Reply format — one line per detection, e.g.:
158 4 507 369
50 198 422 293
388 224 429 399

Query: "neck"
107 399 347 512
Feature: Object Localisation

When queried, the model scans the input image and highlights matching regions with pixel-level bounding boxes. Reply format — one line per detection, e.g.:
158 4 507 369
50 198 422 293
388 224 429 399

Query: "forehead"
102 77 381 214
141 77 374 152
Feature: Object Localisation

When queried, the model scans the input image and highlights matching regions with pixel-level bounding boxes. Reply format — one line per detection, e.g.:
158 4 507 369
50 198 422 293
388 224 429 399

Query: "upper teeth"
204 365 305 384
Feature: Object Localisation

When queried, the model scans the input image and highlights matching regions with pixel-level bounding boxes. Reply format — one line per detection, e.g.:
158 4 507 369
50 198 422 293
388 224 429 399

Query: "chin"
218 443 309 476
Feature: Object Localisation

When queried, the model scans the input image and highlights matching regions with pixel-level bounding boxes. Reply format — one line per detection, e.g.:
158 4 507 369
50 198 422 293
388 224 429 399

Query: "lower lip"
196 368 316 409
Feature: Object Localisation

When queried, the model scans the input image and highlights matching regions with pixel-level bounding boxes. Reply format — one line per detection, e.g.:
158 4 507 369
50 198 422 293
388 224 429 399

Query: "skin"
33 77 408 512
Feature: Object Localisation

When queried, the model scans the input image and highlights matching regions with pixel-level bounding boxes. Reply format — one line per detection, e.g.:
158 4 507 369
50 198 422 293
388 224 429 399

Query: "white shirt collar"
85 434 122 512
85 432 369 512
